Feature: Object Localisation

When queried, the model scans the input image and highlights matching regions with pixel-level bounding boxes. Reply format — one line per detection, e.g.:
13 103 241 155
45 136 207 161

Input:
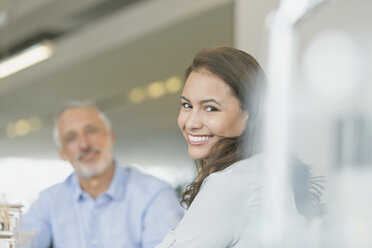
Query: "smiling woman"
155 47 323 248
178 69 248 160
179 47 266 208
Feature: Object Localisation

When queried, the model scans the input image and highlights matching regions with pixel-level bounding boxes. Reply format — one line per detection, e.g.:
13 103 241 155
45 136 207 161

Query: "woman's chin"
187 147 210 160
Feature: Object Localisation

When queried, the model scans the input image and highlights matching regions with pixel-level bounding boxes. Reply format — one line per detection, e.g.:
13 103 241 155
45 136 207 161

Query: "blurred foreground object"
0 201 22 248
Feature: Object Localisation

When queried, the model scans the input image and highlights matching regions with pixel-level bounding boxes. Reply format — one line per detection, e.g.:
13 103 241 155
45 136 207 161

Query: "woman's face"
178 70 248 160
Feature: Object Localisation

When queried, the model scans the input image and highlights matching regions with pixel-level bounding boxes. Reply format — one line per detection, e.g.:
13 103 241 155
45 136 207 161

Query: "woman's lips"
187 134 214 145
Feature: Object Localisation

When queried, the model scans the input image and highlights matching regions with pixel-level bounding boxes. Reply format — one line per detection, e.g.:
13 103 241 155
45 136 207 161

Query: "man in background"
22 101 183 248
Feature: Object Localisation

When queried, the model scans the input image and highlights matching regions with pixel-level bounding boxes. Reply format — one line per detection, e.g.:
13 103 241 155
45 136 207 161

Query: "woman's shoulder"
200 154 266 197
205 154 265 183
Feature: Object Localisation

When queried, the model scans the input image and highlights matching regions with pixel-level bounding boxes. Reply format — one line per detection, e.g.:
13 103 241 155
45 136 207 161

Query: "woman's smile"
187 134 214 145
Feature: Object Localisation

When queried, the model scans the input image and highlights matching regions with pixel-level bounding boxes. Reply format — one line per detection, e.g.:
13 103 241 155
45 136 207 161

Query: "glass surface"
262 0 372 247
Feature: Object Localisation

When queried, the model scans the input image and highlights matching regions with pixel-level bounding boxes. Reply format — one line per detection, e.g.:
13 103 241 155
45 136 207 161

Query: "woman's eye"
205 106 218 112
181 102 192 109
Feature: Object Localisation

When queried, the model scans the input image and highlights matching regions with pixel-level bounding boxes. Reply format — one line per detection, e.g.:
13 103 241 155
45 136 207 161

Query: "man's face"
57 108 115 179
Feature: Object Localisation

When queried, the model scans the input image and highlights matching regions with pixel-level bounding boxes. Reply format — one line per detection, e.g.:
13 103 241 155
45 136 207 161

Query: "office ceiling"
0 0 234 168
0 0 142 56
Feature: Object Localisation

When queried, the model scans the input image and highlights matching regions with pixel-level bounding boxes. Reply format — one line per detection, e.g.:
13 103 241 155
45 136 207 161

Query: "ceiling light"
0 40 54 79
146 81 166 99
128 87 146 103
165 76 182 93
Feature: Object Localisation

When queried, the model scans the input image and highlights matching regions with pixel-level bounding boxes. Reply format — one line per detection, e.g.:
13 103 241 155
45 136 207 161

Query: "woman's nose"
185 110 203 130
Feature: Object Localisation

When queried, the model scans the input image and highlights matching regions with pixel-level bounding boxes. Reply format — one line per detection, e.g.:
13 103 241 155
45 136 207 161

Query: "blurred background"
0 0 371 246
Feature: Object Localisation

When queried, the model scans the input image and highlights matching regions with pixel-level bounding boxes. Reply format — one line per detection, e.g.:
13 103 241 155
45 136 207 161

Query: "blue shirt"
22 163 184 248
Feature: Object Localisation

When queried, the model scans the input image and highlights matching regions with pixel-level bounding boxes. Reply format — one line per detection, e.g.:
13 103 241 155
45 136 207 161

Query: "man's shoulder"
38 173 75 200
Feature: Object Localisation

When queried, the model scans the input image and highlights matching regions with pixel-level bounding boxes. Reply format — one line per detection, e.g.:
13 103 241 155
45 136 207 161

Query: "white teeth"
188 135 211 142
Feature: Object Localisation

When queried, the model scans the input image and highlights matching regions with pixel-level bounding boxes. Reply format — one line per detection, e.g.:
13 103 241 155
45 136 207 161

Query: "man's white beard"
73 139 113 179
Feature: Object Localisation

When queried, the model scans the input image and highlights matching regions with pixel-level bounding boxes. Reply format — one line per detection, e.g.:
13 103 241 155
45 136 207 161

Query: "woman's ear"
238 111 249 134
243 111 249 125
245 111 249 121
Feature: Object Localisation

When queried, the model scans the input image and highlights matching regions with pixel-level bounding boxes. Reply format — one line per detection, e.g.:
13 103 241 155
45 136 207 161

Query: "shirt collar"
105 161 129 200
71 174 85 201
71 161 129 202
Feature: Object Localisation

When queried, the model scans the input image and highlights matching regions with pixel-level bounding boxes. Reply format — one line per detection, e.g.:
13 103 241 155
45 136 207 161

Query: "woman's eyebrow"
181 96 222 107
181 96 190 102
200 99 222 106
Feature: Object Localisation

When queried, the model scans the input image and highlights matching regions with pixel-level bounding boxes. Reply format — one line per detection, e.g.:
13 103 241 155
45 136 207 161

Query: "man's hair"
53 100 112 148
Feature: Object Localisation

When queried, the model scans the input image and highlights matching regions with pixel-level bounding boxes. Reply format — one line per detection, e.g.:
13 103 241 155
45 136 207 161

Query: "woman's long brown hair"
180 47 266 208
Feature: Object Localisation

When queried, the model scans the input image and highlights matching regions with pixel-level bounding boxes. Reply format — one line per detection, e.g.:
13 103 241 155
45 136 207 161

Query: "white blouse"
155 154 304 248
